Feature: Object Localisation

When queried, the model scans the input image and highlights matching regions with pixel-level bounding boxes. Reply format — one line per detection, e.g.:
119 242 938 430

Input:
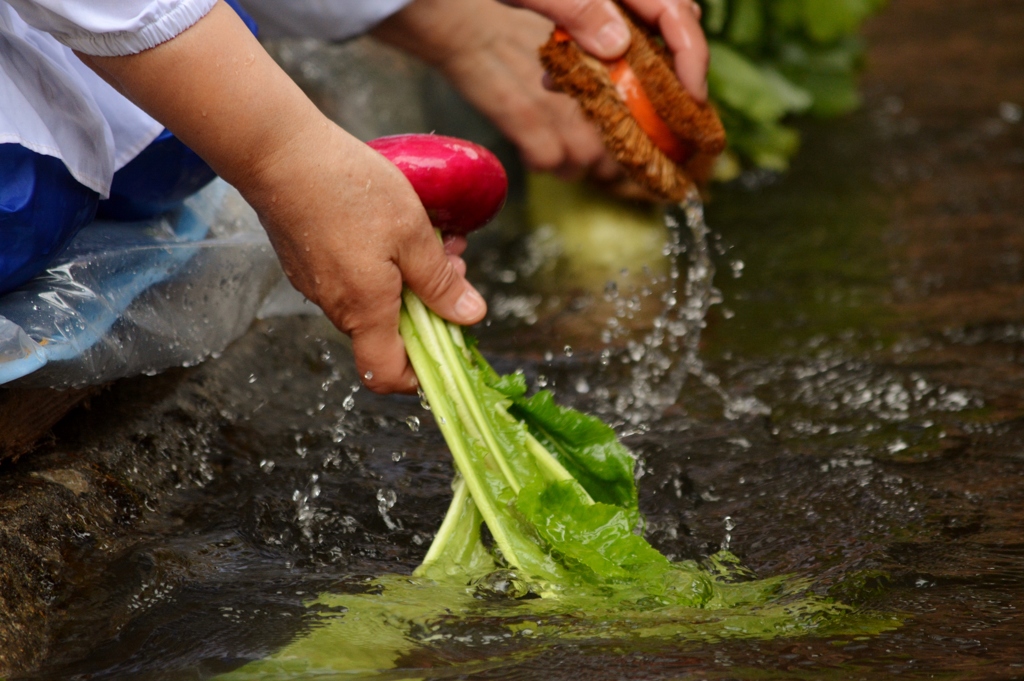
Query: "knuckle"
415 261 460 302
325 292 392 337
565 0 602 24
363 372 396 394
327 306 359 336
523 142 566 172
571 137 607 168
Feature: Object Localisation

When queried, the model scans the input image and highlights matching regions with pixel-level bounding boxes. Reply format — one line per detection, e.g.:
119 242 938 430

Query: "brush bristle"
539 11 726 202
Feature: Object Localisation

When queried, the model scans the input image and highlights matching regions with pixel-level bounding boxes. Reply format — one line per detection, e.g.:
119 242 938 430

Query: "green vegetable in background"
702 0 886 173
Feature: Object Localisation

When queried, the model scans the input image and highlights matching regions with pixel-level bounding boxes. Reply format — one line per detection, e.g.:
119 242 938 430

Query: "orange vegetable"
552 28 690 165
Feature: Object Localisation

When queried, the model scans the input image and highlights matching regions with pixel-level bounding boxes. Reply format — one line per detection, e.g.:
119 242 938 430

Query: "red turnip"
367 134 508 234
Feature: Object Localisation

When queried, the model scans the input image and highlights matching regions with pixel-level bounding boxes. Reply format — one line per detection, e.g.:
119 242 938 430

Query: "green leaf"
769 0 805 31
516 480 669 583
701 0 729 34
217 571 899 680
727 0 764 46
490 370 527 398
801 0 879 44
703 0 883 171
733 118 801 171
788 70 862 117
774 38 865 117
509 390 638 509
708 42 812 124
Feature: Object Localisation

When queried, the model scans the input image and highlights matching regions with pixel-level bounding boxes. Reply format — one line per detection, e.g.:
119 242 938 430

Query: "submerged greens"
219 294 898 680
219 571 897 680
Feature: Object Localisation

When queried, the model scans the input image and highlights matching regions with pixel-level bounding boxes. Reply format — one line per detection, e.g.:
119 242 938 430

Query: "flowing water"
16 1 1024 678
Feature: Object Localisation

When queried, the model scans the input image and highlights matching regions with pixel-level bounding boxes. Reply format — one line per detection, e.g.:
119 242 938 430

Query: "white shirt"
238 0 412 42
0 0 411 197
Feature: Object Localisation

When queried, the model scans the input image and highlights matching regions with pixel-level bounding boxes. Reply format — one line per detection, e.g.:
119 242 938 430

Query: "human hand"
249 124 487 393
503 0 709 102
373 0 622 182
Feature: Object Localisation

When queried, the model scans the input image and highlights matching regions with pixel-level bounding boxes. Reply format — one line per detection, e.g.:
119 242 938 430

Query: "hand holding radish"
250 128 497 394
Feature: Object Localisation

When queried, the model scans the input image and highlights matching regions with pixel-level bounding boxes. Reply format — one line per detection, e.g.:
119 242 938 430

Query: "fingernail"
696 80 708 103
595 21 630 56
454 288 485 320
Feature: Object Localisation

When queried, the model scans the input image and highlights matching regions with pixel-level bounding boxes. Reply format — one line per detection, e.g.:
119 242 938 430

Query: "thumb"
399 227 487 326
504 0 630 59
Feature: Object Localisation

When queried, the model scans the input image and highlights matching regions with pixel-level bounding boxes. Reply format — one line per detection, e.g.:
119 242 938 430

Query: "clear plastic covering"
0 36 493 390
0 180 284 388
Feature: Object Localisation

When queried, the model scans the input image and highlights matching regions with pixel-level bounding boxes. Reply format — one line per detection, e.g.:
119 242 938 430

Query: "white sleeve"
236 0 413 41
3 0 217 56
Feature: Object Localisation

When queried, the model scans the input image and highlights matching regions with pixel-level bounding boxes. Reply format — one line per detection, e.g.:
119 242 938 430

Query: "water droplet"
563 345 573 357
575 378 590 394
342 395 355 411
536 374 548 388
730 259 745 278
364 370 374 381
544 351 553 362
377 488 401 531
259 459 276 473
417 387 431 411
391 451 404 462
887 438 909 454
1000 101 1023 124
406 416 420 432
247 374 257 384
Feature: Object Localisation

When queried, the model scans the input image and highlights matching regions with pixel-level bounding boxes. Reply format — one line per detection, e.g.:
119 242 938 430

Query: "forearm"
76 0 485 394
75 0 330 202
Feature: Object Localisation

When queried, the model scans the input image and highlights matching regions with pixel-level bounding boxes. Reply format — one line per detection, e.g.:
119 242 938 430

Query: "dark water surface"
24 1 1024 679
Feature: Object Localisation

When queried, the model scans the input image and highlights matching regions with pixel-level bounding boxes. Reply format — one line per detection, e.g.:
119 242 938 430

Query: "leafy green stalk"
400 288 752 601
399 296 530 573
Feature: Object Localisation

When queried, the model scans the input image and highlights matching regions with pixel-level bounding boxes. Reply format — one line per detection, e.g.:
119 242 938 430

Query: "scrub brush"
539 5 726 201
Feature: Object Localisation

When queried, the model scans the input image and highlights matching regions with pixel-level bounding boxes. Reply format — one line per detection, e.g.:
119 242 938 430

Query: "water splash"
377 488 401 531
602 189 769 424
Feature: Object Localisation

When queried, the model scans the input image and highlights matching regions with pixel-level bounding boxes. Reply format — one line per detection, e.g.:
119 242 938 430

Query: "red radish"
367 134 508 235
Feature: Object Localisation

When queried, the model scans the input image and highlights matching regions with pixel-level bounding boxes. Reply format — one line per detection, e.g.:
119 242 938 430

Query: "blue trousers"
0 0 257 295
